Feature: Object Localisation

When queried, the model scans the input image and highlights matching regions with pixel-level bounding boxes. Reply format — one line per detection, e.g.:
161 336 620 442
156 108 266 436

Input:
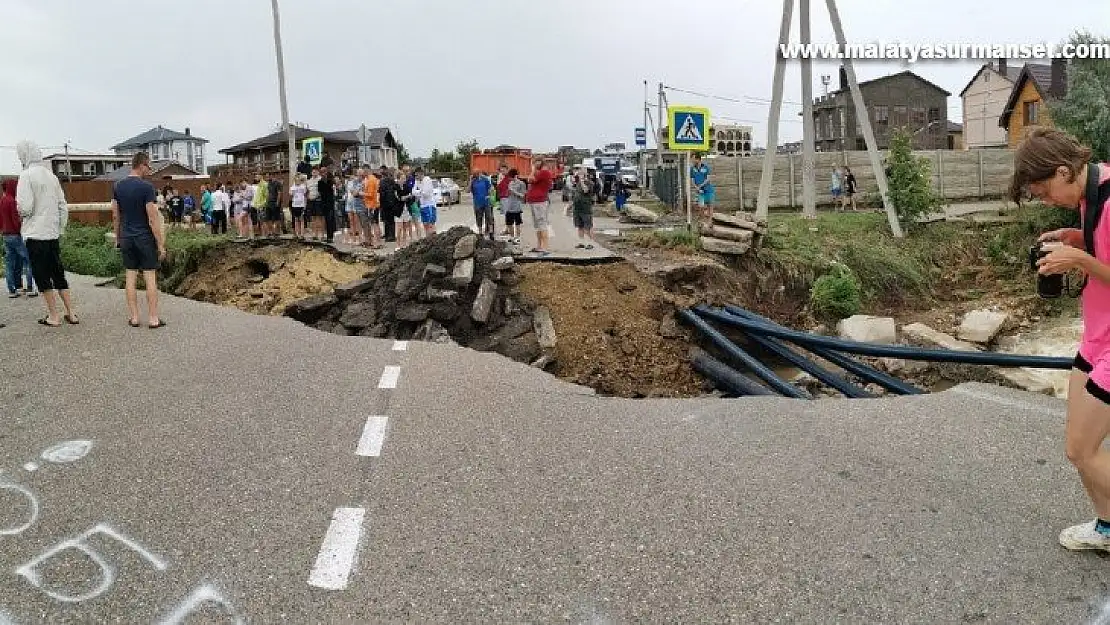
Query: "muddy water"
998 315 1082 399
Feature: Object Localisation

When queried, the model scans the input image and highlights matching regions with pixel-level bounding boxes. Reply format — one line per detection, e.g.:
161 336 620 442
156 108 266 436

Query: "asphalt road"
0 277 1107 624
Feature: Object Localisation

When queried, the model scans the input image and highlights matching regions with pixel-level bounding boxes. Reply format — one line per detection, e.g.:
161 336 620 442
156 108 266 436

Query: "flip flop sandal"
37 317 61 328
64 315 79 325
128 319 140 328
148 320 167 329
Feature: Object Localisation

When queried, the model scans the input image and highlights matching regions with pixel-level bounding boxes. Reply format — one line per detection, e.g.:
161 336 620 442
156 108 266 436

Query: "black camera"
1029 244 1065 298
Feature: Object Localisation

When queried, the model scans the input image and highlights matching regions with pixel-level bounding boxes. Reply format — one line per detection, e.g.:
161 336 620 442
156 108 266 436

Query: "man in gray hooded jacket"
16 140 78 327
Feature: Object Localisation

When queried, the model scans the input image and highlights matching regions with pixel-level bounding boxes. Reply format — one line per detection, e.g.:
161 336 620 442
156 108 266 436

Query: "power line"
663 84 804 107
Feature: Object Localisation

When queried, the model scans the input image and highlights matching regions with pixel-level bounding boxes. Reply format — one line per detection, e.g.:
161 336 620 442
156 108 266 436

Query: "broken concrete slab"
284 293 337 324
396 304 432 323
422 286 459 303
423 263 448 280
699 223 755 245
533 307 557 349
958 309 1010 344
451 258 475 286
837 315 898 344
334 277 376 299
623 204 660 224
470 278 498 323
454 234 479 259
338 300 378 329
699 236 752 256
711 212 767 234
901 322 982 352
491 256 515 270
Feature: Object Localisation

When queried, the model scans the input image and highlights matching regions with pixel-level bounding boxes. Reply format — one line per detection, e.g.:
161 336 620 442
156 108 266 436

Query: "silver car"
436 178 461 205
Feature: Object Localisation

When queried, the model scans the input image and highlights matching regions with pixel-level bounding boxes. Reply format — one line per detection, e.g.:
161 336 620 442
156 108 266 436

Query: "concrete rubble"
837 315 898 344
957 309 1010 344
697 211 767 256
284 226 554 368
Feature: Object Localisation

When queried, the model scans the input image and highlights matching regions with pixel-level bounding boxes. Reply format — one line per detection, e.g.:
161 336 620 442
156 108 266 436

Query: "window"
911 107 926 127
82 162 96 175
1023 101 1040 125
873 105 889 127
928 107 941 122
892 105 907 127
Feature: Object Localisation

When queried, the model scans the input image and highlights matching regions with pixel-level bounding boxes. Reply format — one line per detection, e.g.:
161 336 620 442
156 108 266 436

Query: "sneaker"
1058 520 1110 552
7 292 18 299
575 243 586 249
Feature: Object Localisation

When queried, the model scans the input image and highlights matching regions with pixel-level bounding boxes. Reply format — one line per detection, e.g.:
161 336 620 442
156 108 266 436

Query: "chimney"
838 66 848 91
996 58 1007 78
1050 58 1067 98
185 127 191 137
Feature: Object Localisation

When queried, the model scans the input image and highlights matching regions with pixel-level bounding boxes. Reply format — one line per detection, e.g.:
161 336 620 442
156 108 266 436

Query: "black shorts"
25 238 68 292
573 209 594 230
291 205 305 219
265 204 283 222
1073 353 1110 405
120 235 160 271
169 210 183 223
505 211 523 226
307 199 324 217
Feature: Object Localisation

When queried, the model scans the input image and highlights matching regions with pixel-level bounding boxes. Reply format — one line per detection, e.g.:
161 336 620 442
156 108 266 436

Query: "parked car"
620 166 640 190
438 178 461 204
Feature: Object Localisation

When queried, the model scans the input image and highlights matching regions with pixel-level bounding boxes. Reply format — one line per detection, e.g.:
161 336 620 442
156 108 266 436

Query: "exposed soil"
177 242 370 315
517 263 703 398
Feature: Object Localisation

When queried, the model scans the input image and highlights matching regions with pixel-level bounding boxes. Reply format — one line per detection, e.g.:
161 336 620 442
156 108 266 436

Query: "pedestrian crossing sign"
302 136 324 165
668 105 710 151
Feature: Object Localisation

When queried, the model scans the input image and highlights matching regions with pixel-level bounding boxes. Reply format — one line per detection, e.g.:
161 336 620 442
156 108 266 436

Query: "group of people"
466 160 563 255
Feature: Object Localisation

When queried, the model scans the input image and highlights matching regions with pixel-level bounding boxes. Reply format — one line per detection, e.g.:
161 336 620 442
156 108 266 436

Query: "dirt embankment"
177 242 369 315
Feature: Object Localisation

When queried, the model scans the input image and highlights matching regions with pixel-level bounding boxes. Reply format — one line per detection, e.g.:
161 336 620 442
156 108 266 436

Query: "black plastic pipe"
723 306 925 396
691 351 776 397
677 309 811 399
719 311 874 398
694 306 1074 370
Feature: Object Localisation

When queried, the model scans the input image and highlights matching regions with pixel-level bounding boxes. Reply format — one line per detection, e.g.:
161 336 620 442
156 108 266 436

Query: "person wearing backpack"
1016 128 1110 553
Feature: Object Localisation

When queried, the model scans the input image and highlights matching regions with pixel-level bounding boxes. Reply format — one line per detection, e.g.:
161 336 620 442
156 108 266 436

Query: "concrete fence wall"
671 149 1015 211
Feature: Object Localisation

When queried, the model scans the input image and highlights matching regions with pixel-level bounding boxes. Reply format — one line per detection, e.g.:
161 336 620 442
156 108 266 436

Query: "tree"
455 139 480 171
427 148 458 174
886 127 941 230
1049 31 1110 161
395 141 411 166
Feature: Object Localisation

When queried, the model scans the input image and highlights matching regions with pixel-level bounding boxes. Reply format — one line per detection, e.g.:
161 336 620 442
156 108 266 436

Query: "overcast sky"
1 0 1102 174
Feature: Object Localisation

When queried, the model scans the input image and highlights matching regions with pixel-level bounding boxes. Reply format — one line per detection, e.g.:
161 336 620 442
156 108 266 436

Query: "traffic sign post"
667 105 710 152
302 137 324 166
634 127 647 147
667 106 710 230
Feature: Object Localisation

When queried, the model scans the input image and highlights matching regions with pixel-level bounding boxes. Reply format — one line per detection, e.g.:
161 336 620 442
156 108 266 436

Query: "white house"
112 126 208 173
960 59 1030 149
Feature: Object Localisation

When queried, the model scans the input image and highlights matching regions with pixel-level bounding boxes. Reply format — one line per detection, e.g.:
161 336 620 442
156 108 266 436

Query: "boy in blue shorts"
690 153 714 223
415 167 438 235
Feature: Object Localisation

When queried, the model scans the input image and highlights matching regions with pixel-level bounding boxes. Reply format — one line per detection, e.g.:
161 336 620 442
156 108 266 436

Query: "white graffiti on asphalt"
0 484 38 537
15 523 168 603
1 439 246 621
157 584 245 625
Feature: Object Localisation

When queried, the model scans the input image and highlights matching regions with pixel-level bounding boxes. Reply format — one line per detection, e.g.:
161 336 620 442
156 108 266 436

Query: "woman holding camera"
1016 128 1110 552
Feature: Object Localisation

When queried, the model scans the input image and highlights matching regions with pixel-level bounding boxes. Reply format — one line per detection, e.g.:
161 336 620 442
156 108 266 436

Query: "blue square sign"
668 106 710 151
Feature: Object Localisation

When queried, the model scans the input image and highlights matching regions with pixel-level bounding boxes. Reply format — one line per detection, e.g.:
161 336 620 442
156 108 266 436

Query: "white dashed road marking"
356 416 389 457
392 340 408 351
308 507 366 590
377 366 401 389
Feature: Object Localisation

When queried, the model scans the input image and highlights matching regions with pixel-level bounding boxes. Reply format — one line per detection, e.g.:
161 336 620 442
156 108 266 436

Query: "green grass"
57 224 230 291
754 204 1077 313
626 227 701 252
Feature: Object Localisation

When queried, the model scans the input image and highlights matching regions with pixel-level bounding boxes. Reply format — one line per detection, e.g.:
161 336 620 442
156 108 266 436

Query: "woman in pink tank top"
1013 128 1110 553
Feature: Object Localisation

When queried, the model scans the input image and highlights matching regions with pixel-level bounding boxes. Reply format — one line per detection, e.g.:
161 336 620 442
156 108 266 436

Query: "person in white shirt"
415 167 438 236
15 140 76 327
210 184 230 235
290 175 308 239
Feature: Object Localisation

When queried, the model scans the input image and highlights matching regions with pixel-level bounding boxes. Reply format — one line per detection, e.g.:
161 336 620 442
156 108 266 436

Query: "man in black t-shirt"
167 189 184 227
111 151 166 328
318 167 337 243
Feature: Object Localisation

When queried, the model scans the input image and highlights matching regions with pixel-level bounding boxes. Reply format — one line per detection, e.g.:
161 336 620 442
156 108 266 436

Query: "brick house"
810 68 951 151
959 59 1027 149
999 59 1068 149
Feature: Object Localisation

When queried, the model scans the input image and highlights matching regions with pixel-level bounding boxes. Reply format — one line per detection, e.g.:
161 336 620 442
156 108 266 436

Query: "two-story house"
959 59 1026 149
999 58 1068 149
810 68 951 151
42 153 131 182
212 125 401 180
112 126 208 173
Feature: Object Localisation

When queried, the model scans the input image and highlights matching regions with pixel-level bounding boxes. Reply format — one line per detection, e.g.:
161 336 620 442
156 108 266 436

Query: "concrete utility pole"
270 0 296 197
641 79 649 197
825 0 902 237
656 82 664 167
799 0 816 218
755 0 794 220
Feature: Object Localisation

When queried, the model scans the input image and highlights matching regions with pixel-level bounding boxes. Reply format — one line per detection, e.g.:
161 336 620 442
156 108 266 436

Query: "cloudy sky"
0 0 1101 173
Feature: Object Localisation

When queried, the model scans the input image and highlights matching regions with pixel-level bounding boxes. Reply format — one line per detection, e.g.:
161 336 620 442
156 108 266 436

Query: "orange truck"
470 148 534 177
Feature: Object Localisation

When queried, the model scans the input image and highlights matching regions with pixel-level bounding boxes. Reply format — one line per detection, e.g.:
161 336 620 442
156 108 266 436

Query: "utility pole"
825 0 902 237
755 0 794 220
799 0 816 218
270 0 295 199
641 79 649 197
